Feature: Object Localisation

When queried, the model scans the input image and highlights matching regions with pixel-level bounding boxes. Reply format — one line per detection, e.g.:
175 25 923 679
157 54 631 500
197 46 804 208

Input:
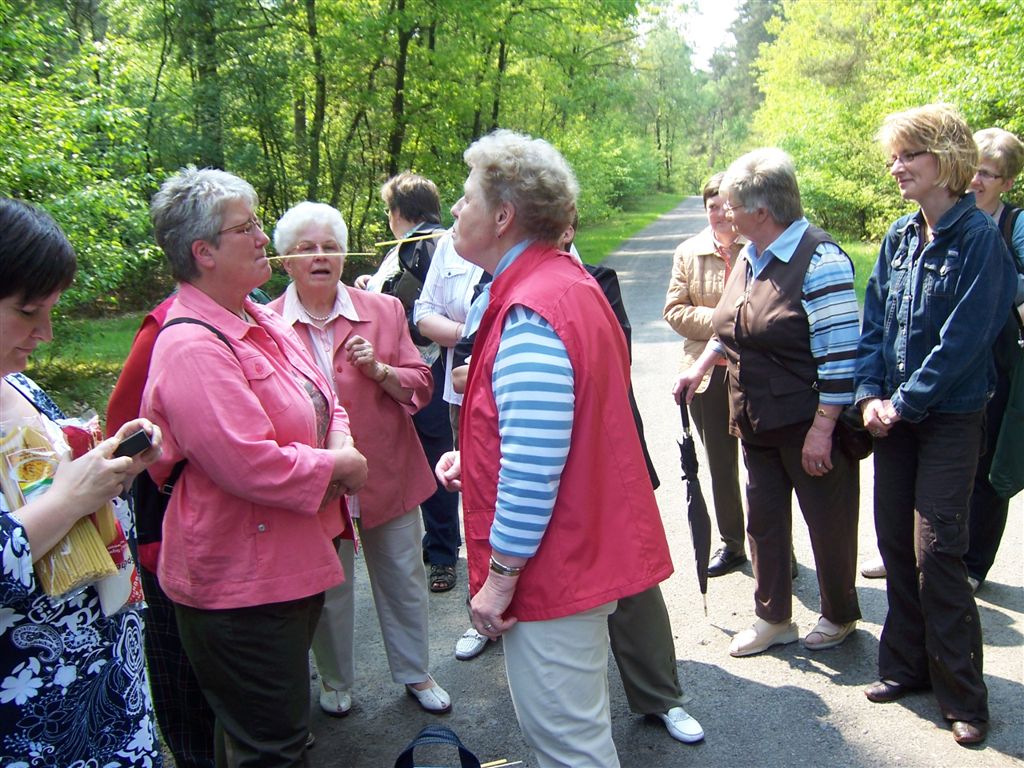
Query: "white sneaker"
658 706 704 743
318 685 352 717
454 627 489 660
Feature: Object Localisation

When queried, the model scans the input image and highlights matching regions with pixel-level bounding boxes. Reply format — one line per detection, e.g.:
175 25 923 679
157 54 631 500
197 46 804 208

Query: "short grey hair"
150 166 258 282
463 129 578 243
721 148 803 225
274 201 349 255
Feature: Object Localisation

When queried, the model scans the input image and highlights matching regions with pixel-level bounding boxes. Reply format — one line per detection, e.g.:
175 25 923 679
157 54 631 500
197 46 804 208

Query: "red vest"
461 243 673 622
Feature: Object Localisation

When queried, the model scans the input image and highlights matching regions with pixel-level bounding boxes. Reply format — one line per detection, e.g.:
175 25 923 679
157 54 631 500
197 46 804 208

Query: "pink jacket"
270 287 436 528
142 284 348 609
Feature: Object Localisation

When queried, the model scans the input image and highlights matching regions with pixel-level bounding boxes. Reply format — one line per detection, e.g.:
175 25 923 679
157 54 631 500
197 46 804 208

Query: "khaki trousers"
503 602 619 768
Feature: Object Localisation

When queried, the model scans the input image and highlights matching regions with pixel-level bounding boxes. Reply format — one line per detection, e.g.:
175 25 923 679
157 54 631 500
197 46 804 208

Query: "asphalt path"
308 197 1023 768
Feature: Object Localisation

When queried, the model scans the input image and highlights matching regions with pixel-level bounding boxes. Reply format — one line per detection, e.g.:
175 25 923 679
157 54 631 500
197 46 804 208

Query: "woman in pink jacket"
270 202 452 718
142 168 368 766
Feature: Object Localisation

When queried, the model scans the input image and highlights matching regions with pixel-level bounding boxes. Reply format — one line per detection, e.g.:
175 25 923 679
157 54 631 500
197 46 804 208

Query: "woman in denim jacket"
854 104 1016 746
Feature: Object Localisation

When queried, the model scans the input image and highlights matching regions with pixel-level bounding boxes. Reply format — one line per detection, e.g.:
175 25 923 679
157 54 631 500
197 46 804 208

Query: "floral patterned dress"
1 373 162 767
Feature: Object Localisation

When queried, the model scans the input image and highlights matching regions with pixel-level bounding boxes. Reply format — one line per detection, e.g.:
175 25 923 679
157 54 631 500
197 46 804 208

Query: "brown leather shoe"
952 720 987 745
864 679 912 703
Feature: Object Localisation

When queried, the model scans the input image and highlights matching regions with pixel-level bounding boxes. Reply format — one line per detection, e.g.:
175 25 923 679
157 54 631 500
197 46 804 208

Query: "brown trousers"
742 421 860 624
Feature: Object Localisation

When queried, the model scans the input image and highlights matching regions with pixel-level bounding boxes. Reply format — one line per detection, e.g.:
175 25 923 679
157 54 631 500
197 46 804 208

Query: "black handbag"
764 352 873 461
393 725 482 768
835 404 873 461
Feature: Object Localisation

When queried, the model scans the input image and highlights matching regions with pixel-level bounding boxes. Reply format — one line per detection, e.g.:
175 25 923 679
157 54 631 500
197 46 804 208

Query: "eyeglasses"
722 202 744 215
974 168 1004 182
218 216 264 237
290 241 344 256
885 150 931 169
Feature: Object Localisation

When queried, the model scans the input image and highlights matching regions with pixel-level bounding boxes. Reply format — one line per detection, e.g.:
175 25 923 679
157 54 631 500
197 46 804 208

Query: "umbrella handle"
679 399 691 434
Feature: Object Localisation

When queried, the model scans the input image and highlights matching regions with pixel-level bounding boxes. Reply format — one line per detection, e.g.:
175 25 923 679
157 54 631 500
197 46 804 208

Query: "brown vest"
712 225 834 440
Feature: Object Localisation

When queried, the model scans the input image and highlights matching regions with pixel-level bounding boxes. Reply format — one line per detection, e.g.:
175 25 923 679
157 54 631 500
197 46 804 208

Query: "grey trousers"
312 509 432 689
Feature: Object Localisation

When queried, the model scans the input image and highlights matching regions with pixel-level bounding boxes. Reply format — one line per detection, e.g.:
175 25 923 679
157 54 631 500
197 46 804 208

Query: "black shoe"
708 548 747 577
792 555 798 580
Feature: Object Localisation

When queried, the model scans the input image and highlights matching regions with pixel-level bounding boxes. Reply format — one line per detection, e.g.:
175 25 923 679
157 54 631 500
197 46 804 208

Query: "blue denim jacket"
855 193 1016 422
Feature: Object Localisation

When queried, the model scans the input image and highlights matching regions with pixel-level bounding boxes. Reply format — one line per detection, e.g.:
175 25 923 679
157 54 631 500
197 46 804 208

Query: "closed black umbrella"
677 400 712 614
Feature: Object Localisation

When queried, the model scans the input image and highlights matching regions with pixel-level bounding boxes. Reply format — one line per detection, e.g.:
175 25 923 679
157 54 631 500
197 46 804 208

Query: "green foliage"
753 0 1024 240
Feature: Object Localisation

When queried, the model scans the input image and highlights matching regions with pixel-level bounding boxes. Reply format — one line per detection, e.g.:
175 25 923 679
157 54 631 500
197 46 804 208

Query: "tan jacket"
663 226 743 392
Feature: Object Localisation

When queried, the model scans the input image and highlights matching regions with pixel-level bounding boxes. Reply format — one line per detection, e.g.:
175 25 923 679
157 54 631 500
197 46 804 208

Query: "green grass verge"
575 192 685 265
27 191 690 417
25 313 146 417
841 240 880 304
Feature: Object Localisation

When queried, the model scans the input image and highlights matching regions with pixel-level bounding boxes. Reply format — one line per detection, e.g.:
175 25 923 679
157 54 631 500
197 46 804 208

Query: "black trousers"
413 355 461 566
140 565 216 768
176 594 324 767
964 367 1012 581
873 411 989 724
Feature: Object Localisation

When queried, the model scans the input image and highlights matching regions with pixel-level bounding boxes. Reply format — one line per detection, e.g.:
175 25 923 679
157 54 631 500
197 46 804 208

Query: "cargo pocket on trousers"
929 505 968 556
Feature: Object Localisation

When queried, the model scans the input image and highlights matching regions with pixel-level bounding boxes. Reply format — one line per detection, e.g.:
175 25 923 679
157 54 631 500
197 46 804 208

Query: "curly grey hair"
463 129 578 243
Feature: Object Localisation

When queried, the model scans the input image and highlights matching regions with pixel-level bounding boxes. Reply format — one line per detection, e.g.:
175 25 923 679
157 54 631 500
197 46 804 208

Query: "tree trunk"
304 0 326 199
386 0 412 177
188 0 224 169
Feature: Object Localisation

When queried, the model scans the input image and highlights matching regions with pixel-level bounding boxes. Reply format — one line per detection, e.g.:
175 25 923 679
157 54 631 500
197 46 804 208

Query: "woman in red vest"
435 130 673 768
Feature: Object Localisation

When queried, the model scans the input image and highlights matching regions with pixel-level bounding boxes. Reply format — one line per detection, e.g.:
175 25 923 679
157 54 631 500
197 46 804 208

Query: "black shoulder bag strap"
154 318 238 494
999 205 1022 256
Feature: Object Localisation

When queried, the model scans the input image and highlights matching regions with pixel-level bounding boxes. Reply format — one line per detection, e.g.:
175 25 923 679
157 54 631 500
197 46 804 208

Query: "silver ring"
815 462 824 469
484 623 494 630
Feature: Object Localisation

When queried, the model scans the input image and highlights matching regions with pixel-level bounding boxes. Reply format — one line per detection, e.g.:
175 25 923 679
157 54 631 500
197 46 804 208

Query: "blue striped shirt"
711 218 859 405
489 305 575 558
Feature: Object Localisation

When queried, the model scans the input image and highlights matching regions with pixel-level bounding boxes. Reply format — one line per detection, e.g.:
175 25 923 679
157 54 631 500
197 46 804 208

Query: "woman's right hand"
672 367 704 405
435 451 461 491
861 397 899 438
331 445 368 494
49 438 134 517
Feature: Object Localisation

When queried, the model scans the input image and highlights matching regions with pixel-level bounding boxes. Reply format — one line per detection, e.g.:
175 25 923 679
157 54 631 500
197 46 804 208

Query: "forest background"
2 0 1022 408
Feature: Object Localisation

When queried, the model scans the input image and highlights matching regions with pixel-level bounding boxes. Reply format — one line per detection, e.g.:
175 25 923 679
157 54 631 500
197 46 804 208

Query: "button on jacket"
855 194 1016 422
143 283 349 610
663 226 742 392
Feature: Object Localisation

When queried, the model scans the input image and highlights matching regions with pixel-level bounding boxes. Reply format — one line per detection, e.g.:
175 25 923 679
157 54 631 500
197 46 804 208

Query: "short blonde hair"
974 127 1024 180
463 129 578 243
877 104 977 195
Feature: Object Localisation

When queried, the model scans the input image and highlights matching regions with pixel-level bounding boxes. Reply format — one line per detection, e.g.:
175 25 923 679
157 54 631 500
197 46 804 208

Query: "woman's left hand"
111 418 163 477
344 335 379 379
801 422 833 477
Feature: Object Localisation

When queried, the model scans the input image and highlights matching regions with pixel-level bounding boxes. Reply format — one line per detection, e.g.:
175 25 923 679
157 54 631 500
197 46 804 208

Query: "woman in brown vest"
674 148 862 658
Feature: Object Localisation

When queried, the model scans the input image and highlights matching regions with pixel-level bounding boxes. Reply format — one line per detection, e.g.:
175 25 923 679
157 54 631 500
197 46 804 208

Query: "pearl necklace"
302 304 332 322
